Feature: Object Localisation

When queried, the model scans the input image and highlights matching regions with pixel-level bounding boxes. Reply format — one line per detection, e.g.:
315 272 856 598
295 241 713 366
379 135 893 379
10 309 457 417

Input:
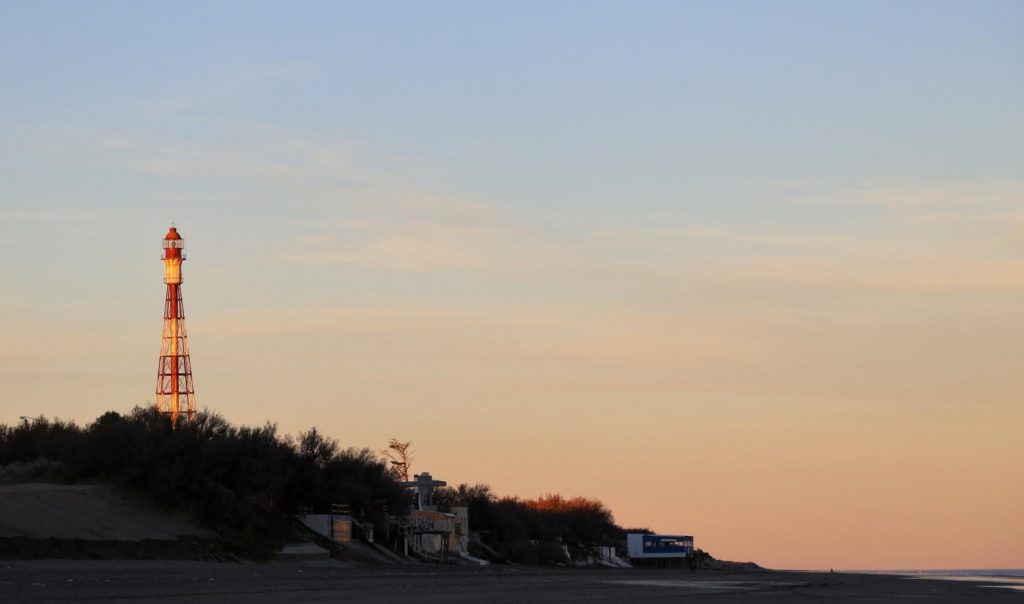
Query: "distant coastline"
890 569 1024 593
841 569 1024 594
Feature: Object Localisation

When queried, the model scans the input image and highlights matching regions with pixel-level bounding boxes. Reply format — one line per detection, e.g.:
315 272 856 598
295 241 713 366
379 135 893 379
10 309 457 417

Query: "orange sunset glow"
2 2 1022 573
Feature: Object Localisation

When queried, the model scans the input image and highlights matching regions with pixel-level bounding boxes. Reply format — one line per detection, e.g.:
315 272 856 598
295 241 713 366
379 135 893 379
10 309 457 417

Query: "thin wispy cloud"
96 134 363 183
142 63 314 115
809 180 1024 208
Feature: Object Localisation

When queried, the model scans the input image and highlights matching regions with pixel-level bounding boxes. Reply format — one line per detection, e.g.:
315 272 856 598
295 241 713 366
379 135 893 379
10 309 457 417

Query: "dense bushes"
434 483 625 563
0 410 633 564
0 408 410 556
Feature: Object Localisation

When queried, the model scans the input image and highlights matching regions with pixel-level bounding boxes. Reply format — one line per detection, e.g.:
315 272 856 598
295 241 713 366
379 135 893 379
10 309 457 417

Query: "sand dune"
0 483 209 541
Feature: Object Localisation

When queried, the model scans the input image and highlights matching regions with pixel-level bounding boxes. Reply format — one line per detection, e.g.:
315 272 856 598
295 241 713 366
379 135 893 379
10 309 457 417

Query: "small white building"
626 533 694 560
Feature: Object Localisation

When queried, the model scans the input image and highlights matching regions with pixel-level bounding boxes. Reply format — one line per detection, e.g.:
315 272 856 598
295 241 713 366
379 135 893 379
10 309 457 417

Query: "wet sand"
2 560 1022 603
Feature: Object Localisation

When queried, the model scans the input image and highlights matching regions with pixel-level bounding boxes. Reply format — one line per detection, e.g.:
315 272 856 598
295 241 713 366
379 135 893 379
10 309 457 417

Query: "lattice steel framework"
155 227 196 426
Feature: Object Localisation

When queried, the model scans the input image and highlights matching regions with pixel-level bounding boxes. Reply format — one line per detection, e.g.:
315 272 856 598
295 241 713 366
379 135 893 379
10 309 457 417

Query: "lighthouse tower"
155 226 196 425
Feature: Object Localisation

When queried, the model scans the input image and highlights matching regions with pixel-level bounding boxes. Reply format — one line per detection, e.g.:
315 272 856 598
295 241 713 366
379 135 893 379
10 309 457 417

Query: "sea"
892 569 1024 592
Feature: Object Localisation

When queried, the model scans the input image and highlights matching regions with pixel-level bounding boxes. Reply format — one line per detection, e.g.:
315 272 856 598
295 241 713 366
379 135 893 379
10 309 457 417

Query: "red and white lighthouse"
155 226 196 425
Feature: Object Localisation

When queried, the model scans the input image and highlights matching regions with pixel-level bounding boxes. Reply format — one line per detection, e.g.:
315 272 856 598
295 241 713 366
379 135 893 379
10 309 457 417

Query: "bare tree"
382 438 414 482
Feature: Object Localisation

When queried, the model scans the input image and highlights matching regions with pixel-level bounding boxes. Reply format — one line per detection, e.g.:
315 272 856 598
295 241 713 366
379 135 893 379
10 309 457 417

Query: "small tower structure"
155 226 196 425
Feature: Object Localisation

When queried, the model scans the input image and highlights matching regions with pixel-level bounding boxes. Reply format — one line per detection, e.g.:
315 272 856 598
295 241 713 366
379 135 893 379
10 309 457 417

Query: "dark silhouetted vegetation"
0 408 410 558
382 438 414 482
0 410 655 566
434 483 626 564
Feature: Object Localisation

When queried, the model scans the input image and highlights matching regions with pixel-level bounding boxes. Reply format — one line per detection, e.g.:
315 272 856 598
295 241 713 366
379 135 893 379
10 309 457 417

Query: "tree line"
0 409 636 563
0 408 409 556
433 484 630 564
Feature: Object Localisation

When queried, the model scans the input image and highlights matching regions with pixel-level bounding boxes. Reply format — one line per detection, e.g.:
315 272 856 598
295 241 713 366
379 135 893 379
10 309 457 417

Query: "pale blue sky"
4 2 1022 210
3 1 1021 300
2 1 1023 568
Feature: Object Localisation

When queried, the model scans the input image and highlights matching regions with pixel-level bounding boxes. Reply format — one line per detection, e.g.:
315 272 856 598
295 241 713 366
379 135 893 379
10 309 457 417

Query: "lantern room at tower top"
162 227 186 285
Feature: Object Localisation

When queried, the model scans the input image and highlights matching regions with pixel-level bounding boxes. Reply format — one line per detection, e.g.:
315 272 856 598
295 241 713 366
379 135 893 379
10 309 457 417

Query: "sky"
1 1 1022 570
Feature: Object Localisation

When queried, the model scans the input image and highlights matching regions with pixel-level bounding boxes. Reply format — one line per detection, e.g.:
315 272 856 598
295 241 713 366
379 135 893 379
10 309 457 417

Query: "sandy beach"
1 561 1021 603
